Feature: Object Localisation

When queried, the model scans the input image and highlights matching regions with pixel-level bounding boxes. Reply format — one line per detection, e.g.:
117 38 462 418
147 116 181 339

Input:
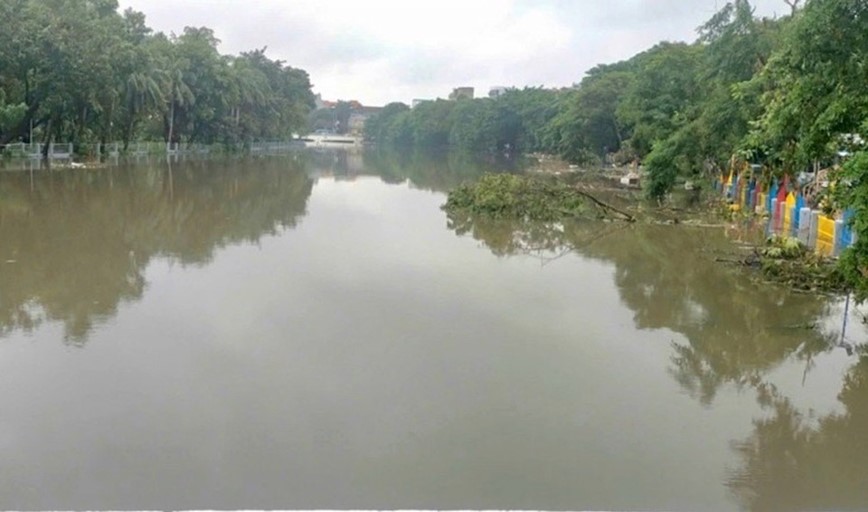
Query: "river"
1 149 866 511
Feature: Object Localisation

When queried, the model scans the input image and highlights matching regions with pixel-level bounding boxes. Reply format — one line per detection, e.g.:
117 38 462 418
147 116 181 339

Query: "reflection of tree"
587 225 838 405
0 157 313 344
305 149 362 177
448 212 868 509
446 214 837 404
727 354 868 512
446 210 624 259
302 147 518 192
364 148 521 192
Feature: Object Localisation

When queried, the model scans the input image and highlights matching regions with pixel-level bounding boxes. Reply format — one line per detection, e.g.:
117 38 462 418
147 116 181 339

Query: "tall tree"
0 1 314 150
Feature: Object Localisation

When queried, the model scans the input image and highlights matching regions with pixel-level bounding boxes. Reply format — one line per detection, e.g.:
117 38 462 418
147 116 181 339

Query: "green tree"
408 99 456 148
747 0 867 296
493 87 560 152
748 0 866 170
0 90 27 140
0 1 314 150
617 42 704 160
163 62 195 147
545 64 634 164
364 102 409 142
448 98 520 153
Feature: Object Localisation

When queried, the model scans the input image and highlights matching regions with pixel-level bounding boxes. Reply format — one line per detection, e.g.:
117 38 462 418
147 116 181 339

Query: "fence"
3 140 309 159
2 143 75 159
1 142 42 158
715 173 857 257
48 143 73 159
249 141 304 153
76 143 121 158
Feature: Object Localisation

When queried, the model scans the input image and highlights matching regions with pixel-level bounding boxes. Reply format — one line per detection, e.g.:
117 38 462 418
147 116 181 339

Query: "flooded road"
1 150 866 511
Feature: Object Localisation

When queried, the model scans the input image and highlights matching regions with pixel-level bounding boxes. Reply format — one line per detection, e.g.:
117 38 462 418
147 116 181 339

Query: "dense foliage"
367 1 863 194
0 0 315 153
365 89 561 154
443 173 591 222
368 0 868 295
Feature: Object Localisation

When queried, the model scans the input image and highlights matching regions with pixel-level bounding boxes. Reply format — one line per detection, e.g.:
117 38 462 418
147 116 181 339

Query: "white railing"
2 142 42 157
48 143 73 159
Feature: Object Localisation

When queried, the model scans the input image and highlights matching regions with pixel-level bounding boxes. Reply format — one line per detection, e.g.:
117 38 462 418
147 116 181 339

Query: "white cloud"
118 0 787 106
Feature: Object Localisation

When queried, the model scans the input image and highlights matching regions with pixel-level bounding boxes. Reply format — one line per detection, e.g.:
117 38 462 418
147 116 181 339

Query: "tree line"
365 0 868 295
0 0 315 153
365 0 865 197
364 88 560 156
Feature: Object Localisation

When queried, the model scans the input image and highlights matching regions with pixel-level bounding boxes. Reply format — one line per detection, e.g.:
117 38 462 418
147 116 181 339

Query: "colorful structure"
717 172 856 257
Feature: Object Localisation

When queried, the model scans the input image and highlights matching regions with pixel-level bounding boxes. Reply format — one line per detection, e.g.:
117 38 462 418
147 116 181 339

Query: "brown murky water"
1 150 866 511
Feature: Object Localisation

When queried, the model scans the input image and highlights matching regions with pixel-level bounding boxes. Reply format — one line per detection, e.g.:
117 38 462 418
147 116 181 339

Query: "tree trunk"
41 118 52 159
123 118 135 152
166 101 175 152
102 102 114 150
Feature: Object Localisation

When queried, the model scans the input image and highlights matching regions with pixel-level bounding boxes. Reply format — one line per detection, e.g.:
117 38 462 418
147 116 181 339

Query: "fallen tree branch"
573 187 636 222
715 257 745 264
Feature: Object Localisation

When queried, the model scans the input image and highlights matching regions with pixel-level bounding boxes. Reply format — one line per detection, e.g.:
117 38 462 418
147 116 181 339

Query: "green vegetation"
836 152 868 298
367 1 864 199
443 174 589 221
755 235 848 293
365 88 560 154
370 0 868 296
0 0 315 154
3 0 866 296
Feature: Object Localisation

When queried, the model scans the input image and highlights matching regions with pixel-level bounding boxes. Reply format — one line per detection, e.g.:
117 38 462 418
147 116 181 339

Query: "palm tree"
121 69 165 150
164 65 194 152
228 59 270 142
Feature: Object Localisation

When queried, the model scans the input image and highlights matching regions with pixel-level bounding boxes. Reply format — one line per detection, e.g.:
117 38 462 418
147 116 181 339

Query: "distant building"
348 105 383 135
348 113 366 134
313 93 337 110
448 87 474 101
488 86 508 98
310 97 382 135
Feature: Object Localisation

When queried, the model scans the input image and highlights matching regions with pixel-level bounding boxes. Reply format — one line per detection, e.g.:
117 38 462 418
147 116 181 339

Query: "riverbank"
444 170 852 297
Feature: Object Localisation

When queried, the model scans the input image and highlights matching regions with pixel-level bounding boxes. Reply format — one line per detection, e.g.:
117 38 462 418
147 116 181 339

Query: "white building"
488 86 508 98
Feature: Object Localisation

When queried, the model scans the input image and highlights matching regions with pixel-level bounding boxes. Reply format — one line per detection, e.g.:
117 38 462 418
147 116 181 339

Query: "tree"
239 48 314 139
616 42 704 160
492 87 560 152
0 90 27 140
163 63 195 147
748 0 867 169
364 102 409 142
744 0 868 296
0 1 314 150
366 89 558 154
545 64 634 164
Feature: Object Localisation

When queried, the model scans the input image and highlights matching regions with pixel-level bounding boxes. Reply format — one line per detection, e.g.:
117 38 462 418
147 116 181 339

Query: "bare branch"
783 0 801 16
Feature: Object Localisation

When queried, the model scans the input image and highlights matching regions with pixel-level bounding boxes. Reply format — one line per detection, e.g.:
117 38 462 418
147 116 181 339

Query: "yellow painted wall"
816 215 836 256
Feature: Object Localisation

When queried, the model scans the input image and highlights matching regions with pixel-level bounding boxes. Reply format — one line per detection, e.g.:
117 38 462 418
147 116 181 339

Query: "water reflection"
0 149 501 345
446 211 868 510
0 157 313 344
446 213 855 400
728 353 868 511
302 148 518 192
3 151 867 509
362 148 522 192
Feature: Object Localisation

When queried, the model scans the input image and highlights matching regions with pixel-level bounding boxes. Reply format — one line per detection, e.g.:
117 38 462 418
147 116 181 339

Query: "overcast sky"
117 0 789 106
